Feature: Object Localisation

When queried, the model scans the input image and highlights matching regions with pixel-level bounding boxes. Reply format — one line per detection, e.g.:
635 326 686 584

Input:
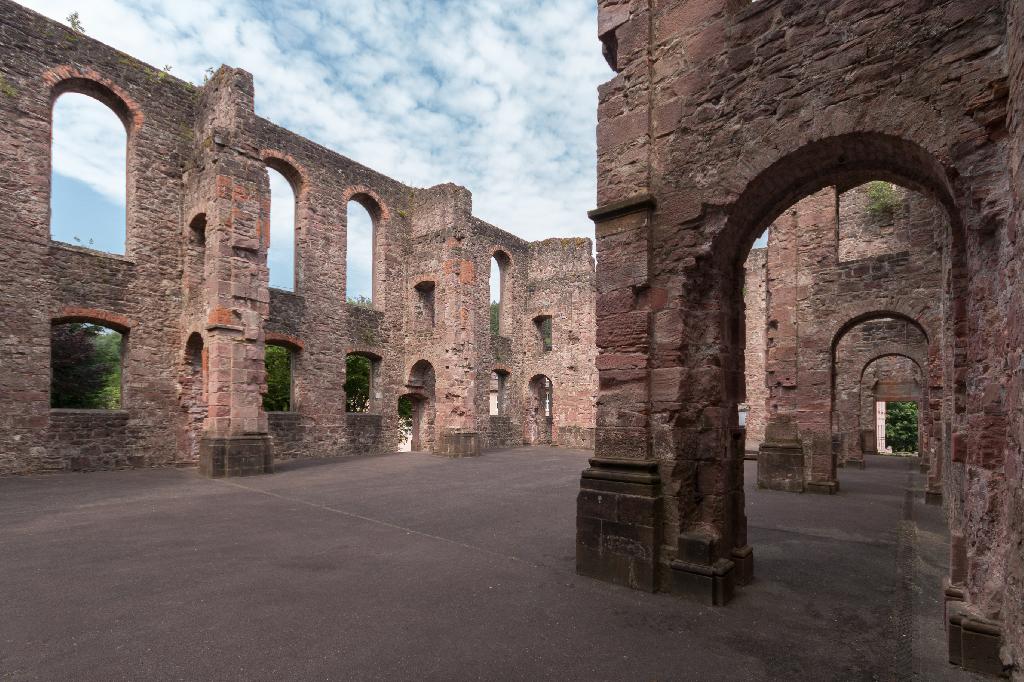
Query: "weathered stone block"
198 434 273 478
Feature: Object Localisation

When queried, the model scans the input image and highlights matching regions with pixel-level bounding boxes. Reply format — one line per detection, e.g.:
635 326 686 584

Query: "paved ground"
0 449 978 681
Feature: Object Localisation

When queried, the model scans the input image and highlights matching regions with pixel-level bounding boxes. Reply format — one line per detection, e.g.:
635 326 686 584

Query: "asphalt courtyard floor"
0 449 979 681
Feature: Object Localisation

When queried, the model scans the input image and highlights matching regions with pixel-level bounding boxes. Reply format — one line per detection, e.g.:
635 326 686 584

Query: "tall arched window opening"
267 167 296 291
346 199 376 306
490 251 510 336
50 93 127 255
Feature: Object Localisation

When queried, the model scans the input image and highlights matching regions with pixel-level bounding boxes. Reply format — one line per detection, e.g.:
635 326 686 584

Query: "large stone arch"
580 1 1010 624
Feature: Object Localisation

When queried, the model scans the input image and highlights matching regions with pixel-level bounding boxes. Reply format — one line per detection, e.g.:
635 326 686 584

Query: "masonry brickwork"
740 247 766 454
0 0 597 478
741 183 944 482
581 0 1023 675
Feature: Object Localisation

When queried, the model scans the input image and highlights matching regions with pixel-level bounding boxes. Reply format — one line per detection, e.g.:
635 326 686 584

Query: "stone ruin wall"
834 320 929 464
583 0 1022 666
742 183 945 477
1002 0 1024 663
0 0 597 476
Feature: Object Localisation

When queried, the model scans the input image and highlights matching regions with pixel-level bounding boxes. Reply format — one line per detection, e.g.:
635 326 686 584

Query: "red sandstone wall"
742 247 767 451
0 0 598 473
1002 0 1024 667
587 0 1014 637
525 238 598 448
0 3 195 473
833 319 929 464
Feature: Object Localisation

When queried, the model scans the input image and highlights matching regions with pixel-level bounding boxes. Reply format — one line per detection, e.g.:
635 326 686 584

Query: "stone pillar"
191 68 272 477
757 189 842 492
432 185 481 457
742 248 768 457
576 195 662 592
758 193 807 491
757 418 805 492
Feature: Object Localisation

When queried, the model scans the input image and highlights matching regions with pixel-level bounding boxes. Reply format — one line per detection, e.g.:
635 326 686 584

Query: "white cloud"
30 0 611 257
51 93 126 204
267 167 296 291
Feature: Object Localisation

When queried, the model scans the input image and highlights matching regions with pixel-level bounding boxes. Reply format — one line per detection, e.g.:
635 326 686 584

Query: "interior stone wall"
0 0 598 475
741 247 766 453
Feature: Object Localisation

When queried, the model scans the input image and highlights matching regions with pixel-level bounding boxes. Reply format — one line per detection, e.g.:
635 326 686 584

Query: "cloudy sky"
34 0 611 295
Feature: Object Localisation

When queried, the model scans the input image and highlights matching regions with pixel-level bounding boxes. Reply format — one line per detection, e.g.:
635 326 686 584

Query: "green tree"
263 345 292 411
885 401 918 453
398 395 413 442
51 323 121 408
866 181 901 219
93 330 122 408
490 301 499 337
344 354 371 412
347 295 373 308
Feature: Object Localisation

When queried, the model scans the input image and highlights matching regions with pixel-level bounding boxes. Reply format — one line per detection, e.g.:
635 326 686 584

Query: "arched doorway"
525 374 553 445
581 132 974 606
402 360 436 453
179 332 207 463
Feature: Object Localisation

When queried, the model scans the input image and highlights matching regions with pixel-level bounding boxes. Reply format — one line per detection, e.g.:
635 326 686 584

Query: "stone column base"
199 434 273 478
668 530 739 605
576 458 661 592
757 443 805 492
434 429 480 457
670 558 735 606
925 490 942 505
844 458 866 470
731 545 754 586
806 480 839 494
947 603 1009 677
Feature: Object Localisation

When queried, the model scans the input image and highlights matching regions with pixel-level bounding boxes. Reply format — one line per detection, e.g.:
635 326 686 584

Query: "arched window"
180 332 207 460
185 213 207 290
490 251 510 336
267 166 296 291
51 322 124 409
346 198 377 306
50 93 127 255
263 344 293 412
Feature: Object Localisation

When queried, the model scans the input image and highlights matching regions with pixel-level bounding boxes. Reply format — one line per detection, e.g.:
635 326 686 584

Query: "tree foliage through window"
885 401 918 453
51 323 122 408
263 345 292 411
345 354 371 412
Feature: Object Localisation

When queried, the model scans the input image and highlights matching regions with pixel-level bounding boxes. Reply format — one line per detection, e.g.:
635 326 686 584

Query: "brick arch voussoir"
829 301 937 355
44 66 144 133
711 96 965 213
342 185 391 224
856 347 929 385
694 100 977 272
52 306 133 334
265 332 303 352
261 150 310 199
346 347 382 362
